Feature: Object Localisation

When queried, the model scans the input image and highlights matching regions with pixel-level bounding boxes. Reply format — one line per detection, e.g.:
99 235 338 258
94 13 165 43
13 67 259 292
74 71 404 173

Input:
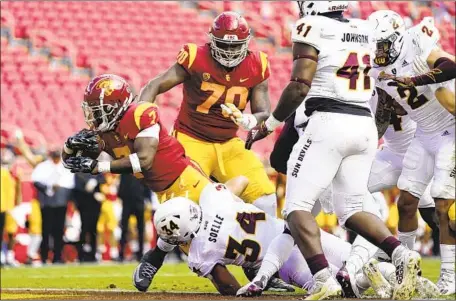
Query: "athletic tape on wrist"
97 161 111 173
129 153 142 173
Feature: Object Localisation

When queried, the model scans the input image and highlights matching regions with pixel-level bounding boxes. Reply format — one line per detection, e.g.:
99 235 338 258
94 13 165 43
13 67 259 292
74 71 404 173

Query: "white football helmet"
297 1 349 17
368 10 406 66
153 197 202 245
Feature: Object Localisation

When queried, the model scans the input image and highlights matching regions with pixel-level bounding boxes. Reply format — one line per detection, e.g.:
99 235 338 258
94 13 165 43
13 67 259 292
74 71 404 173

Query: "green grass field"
0 258 454 300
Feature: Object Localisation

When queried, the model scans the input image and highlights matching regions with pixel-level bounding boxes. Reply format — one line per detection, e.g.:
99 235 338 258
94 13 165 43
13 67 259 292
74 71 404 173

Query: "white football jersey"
369 89 416 154
187 184 283 277
292 15 375 107
374 18 455 135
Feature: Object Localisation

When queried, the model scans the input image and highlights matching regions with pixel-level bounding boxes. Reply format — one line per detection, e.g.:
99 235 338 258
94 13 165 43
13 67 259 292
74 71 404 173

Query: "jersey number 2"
224 212 266 262
397 86 430 110
197 82 248 114
336 52 371 91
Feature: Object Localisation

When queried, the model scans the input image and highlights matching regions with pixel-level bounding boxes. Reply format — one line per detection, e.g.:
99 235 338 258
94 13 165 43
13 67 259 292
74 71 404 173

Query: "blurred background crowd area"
1 1 454 266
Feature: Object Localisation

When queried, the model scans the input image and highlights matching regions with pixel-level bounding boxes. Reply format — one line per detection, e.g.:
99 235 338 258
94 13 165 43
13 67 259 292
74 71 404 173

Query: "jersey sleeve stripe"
134 103 157 129
260 51 269 79
187 43 198 69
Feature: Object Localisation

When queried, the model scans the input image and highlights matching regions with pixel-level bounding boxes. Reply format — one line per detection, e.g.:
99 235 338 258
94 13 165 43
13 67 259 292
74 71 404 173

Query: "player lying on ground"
136 11 277 216
147 182 439 298
368 11 456 295
61 74 291 292
245 1 422 300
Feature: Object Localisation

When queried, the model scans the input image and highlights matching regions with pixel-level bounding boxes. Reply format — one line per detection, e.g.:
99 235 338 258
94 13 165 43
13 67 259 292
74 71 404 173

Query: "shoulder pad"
409 17 440 58
291 16 327 51
176 43 199 72
121 103 160 138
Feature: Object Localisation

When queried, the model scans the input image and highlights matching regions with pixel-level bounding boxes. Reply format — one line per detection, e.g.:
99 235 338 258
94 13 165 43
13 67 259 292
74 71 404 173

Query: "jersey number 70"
224 212 266 262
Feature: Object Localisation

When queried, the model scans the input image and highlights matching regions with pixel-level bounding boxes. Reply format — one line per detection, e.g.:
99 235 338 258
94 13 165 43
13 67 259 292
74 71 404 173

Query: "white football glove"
221 103 257 131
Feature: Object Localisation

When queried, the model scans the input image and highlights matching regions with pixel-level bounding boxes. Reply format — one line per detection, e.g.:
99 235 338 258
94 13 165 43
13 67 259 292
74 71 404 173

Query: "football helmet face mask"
297 1 349 18
153 197 203 245
209 11 251 68
83 74 134 132
368 10 406 66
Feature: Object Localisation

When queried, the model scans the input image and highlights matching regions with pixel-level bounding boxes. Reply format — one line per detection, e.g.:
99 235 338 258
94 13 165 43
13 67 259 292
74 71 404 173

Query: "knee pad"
430 179 455 200
397 176 428 199
253 194 277 216
333 193 364 227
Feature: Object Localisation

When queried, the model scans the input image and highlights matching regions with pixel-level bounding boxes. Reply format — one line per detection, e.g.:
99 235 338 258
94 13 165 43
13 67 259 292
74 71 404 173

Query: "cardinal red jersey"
175 43 270 143
99 102 190 192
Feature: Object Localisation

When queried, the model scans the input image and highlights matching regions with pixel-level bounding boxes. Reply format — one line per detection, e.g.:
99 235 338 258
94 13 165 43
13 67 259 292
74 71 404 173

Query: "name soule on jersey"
99 102 190 192
175 43 270 143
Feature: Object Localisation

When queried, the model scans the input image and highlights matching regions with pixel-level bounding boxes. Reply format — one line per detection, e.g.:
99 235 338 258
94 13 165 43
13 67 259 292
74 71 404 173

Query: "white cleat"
362 259 393 299
436 268 456 296
392 247 421 300
305 268 342 300
415 276 440 299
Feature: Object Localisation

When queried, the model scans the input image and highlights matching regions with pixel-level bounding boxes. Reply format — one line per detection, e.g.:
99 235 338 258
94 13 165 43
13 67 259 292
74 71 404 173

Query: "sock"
398 230 417 250
346 235 379 276
253 232 295 282
27 235 42 258
307 254 329 275
379 236 401 258
6 250 15 263
440 244 456 273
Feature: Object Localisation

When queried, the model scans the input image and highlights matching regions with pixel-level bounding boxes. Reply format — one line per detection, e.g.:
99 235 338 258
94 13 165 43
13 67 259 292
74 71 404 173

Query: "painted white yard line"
1 288 218 295
2 272 194 279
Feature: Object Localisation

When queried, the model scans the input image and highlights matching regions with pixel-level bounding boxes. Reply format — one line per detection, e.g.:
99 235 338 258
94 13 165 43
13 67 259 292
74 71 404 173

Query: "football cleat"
236 275 268 297
265 277 295 292
362 259 393 299
132 262 158 292
436 268 456 296
336 262 360 298
305 268 342 300
415 276 440 299
391 246 421 300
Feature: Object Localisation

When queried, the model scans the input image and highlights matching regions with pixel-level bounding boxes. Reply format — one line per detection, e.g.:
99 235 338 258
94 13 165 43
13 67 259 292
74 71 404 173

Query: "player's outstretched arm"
250 79 271 124
137 63 189 104
105 137 158 174
209 264 241 296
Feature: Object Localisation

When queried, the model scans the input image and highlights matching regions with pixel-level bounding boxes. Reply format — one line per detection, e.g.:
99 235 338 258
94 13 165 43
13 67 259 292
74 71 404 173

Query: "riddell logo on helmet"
329 4 348 11
223 34 239 40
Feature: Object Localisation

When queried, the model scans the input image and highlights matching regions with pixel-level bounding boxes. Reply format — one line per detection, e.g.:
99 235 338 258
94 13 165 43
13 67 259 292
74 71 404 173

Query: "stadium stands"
1 1 455 158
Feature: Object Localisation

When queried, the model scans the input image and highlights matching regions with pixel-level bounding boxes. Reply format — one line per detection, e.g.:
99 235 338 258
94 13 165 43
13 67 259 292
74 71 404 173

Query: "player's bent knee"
434 199 454 219
333 193 364 228
397 192 420 217
253 194 277 216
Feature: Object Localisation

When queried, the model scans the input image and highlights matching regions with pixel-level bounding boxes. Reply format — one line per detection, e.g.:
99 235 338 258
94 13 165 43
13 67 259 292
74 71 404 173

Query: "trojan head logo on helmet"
297 1 349 18
154 197 203 245
368 10 406 66
83 74 134 132
208 11 251 68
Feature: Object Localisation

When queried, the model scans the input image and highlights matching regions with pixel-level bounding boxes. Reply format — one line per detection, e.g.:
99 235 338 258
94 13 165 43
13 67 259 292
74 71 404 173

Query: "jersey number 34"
224 212 266 262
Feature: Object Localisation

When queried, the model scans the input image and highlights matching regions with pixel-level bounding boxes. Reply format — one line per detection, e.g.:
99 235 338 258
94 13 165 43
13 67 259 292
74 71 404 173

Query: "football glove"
65 129 100 154
245 121 273 150
221 103 257 131
63 156 98 174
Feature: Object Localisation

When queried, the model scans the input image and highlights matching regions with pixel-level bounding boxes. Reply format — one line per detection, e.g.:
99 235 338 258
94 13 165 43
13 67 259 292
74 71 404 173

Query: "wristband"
129 153 142 173
157 238 176 252
63 144 74 155
242 114 258 130
265 115 282 131
97 161 111 173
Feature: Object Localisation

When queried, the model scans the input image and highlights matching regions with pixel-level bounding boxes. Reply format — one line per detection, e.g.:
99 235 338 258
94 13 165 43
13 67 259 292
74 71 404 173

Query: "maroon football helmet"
209 11 251 68
83 74 134 132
